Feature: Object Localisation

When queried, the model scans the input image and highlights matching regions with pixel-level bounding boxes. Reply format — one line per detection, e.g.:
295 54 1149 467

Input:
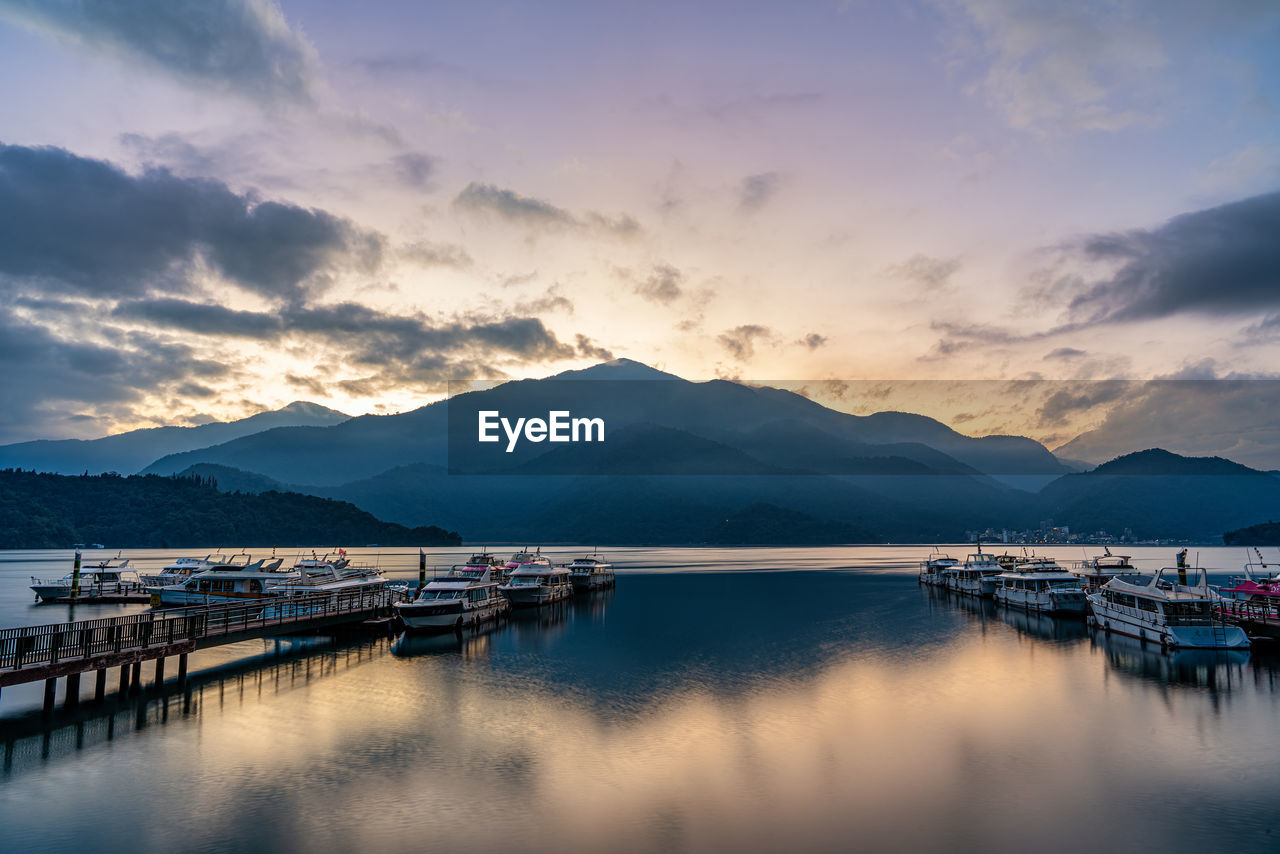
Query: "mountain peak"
1093 448 1261 475
552 358 684 381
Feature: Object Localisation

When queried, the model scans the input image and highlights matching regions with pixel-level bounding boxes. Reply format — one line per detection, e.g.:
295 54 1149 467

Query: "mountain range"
0 402 350 476
4 360 1277 544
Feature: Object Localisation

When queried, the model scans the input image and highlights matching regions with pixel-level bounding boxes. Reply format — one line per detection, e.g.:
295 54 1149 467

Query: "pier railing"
0 588 409 672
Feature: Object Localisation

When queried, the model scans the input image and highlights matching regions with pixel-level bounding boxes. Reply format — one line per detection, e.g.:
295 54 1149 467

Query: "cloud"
1035 381 1134 427
739 172 782 212
1046 190 1280 323
0 306 232 443
575 335 614 361
351 52 461 76
512 285 574 316
398 240 473 269
453 182 641 237
0 143 382 304
1043 347 1086 361
0 0 320 104
944 0 1280 134
885 254 962 291
717 324 775 361
390 152 436 189
1053 364 1280 468
797 333 828 349
105 296 582 394
633 264 684 305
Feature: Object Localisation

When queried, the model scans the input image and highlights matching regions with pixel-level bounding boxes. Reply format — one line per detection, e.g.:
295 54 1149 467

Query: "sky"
1 0 1279 464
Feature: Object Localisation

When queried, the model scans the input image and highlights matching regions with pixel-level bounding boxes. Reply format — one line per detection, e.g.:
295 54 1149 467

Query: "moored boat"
1087 567 1249 649
948 547 1004 598
137 553 230 588
499 564 573 607
1070 548 1137 594
396 567 509 633
918 550 960 587
993 556 1088 615
505 548 551 573
30 556 143 601
568 553 615 591
153 569 285 606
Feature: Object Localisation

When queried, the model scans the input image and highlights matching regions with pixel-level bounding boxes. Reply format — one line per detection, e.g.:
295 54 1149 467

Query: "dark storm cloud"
0 0 319 103
717 324 774 361
0 143 382 303
1054 190 1280 323
1044 347 1086 360
453 182 641 237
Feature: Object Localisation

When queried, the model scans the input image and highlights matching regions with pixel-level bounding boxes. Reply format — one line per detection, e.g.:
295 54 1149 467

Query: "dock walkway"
0 588 409 714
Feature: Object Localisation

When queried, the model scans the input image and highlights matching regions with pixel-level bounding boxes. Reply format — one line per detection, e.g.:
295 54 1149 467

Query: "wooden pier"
0 588 409 715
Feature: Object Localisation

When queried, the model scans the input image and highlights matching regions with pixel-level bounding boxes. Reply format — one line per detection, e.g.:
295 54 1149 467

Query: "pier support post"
154 656 165 687
43 678 56 716
119 663 130 695
177 653 188 685
94 668 107 702
419 549 427 592
65 671 80 708
130 661 142 692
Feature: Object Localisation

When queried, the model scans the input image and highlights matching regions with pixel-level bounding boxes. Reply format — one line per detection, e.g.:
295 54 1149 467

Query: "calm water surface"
1 546 1278 853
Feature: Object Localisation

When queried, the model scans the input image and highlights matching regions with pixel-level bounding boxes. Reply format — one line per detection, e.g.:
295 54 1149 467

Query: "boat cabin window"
249 580 263 593
1162 602 1210 617
419 589 464 600
1136 597 1158 613
509 576 542 586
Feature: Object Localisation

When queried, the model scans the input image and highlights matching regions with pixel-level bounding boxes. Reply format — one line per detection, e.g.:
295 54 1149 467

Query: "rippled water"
1 546 1278 853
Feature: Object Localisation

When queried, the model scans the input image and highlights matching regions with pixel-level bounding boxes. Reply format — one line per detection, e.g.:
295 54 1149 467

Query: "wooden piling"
177 653 188 684
65 671 80 708
94 668 107 702
118 663 130 695
43 678 56 716
130 661 142 692
154 656 165 687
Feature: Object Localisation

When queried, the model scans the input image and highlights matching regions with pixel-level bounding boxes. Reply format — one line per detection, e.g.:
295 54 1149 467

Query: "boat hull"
1087 597 1249 649
994 589 1087 615
500 585 572 608
396 600 508 632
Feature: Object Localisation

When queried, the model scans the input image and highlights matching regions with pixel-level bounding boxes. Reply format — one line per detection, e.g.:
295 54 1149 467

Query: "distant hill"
0 469 459 549
143 359 1068 484
1037 450 1280 541
0 402 351 476
1223 521 1280 546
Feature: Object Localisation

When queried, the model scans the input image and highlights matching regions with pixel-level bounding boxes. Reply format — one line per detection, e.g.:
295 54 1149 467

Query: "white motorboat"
948 547 1003 598
568 553 615 591
1087 567 1249 649
152 569 286 606
1070 548 1136 594
395 566 509 633
918 550 960 587
992 556 1088 615
137 553 230 588
505 548 551 573
267 559 387 596
499 564 573 607
30 556 143 601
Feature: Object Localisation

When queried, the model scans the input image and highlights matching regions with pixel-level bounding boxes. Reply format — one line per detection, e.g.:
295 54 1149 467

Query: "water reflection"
3 571 1280 853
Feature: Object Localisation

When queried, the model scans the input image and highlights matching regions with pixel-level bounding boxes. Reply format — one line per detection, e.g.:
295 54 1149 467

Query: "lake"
1 545 1278 853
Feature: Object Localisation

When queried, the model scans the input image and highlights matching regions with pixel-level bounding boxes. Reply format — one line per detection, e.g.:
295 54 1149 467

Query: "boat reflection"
923 582 1088 644
1090 629 1251 691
